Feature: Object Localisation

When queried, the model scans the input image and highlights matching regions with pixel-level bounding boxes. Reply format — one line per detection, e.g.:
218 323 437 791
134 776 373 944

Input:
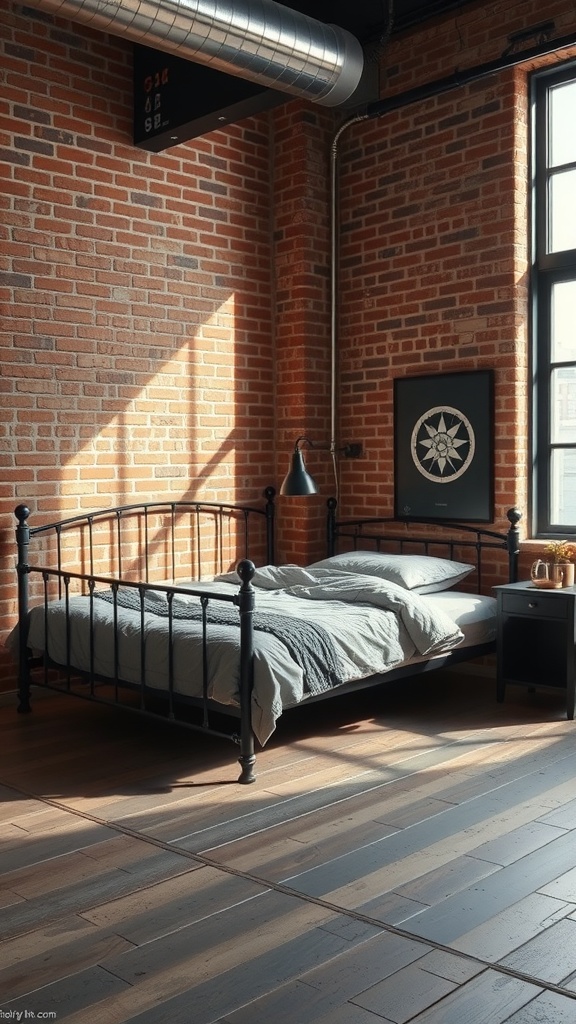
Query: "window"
533 64 576 535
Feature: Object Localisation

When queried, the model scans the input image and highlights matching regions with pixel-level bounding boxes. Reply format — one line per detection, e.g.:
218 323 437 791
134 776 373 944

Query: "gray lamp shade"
280 448 318 496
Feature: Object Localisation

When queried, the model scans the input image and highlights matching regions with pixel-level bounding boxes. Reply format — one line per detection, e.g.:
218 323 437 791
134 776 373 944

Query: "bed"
12 492 521 783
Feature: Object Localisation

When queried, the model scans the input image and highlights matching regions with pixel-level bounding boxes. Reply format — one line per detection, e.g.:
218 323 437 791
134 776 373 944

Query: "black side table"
494 581 576 720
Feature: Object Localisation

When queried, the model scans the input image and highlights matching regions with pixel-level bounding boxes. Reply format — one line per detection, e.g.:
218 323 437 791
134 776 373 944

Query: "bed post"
15 504 32 714
327 497 338 557
236 558 257 784
506 507 522 583
263 486 276 565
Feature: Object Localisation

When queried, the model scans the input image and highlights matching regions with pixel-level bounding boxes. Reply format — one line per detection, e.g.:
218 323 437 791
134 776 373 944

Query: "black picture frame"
394 369 494 522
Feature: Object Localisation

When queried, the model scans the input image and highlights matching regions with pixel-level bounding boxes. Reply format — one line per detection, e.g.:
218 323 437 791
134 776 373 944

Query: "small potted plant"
544 540 575 587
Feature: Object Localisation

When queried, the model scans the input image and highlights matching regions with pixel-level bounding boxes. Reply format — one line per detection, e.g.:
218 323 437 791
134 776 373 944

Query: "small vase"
530 560 562 588
552 563 565 587
561 562 575 588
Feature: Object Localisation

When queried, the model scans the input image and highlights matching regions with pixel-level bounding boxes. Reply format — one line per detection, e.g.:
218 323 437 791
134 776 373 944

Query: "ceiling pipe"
24 0 364 107
366 27 576 118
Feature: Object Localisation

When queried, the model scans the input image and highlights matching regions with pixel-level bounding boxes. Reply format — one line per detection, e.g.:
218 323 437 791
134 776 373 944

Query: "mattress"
18 571 496 745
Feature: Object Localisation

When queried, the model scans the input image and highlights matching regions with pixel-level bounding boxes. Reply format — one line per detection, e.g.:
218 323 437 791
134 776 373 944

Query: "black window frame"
532 60 576 537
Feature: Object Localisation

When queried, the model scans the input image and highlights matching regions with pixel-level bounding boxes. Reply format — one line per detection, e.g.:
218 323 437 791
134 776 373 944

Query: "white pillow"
307 551 474 594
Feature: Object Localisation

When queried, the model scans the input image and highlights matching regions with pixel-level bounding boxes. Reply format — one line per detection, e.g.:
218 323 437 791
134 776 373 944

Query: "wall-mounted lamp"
280 436 362 496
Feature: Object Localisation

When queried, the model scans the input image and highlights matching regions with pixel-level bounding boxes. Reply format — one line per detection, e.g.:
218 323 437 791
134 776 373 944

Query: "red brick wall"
272 102 337 564
275 0 576 556
0 3 276 685
2 0 576 687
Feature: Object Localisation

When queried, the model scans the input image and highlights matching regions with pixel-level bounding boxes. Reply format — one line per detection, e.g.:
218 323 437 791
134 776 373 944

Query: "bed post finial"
236 558 256 784
15 504 32 714
236 558 256 587
15 503 31 525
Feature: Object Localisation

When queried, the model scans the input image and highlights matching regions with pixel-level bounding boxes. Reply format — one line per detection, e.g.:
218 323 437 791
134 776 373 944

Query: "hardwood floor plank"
404 830 576 946
59 904 387 1024
204 820 400 884
159 733 548 853
99 890 363 987
414 948 484 984
0 819 117 874
201 736 573 877
111 930 430 1024
78 832 196 871
540 864 576 902
499 916 576 984
0 852 199 940
81 865 270 945
390 854 500 910
537 796 576 829
244 1005 390 1024
3 964 132 1018
397 969 542 1024
350 959 457 1022
0 929 133 1001
504 992 576 1023
469 820 568 867
448 892 574 962
276 754 576 903
0 890 24 911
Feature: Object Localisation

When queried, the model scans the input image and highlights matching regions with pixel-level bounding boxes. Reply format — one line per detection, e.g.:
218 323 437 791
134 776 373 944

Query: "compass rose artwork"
411 406 475 482
394 371 493 522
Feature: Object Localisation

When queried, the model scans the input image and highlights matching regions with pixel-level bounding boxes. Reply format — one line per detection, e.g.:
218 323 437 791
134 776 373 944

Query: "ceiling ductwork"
25 0 365 107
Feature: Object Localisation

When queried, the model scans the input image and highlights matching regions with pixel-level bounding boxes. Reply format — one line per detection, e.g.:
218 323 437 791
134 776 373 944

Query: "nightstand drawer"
501 592 569 618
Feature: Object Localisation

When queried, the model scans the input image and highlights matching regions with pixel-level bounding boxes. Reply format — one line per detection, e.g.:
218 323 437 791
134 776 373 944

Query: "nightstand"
494 581 576 720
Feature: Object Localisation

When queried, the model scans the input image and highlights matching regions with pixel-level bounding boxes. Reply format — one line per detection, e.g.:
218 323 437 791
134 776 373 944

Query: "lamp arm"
294 436 314 451
293 436 361 458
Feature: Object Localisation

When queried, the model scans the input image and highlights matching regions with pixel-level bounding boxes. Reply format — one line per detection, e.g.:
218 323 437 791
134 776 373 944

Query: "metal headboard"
326 499 521 591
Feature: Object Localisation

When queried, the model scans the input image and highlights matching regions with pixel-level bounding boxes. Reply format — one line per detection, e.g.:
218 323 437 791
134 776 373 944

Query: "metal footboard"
14 493 275 783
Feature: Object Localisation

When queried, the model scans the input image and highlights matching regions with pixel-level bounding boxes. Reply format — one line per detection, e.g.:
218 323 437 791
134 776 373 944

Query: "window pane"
551 280 576 362
534 66 576 534
551 367 576 443
549 80 576 167
550 448 576 526
549 169 576 252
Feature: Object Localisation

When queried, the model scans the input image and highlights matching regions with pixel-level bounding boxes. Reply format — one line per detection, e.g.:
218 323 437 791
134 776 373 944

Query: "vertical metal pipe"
329 114 368 497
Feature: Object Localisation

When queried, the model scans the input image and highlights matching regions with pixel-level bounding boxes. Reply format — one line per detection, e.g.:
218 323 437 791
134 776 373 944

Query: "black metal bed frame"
15 488 275 784
327 501 522 591
14 492 521 784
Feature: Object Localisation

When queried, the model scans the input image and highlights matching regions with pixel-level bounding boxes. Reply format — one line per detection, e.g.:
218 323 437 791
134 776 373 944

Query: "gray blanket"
94 587 341 696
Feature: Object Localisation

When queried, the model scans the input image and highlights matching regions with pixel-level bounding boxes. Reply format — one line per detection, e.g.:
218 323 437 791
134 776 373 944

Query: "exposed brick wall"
327 0 576 534
336 67 528 522
0 3 275 686
2 0 576 691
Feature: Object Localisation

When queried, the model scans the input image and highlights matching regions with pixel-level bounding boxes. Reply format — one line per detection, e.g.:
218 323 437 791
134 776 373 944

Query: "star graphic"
410 405 475 483
419 414 469 475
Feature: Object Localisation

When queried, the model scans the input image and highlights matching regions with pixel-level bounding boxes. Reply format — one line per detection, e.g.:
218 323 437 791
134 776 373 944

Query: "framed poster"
394 370 494 522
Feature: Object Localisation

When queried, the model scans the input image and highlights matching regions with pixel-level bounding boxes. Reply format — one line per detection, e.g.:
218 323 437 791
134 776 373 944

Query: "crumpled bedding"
220 564 465 657
19 565 465 746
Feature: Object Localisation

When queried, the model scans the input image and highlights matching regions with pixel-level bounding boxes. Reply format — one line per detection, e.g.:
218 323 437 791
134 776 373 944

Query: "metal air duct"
25 0 364 107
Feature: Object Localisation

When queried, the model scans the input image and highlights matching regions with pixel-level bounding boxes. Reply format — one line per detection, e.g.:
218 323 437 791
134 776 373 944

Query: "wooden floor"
2 672 576 1023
